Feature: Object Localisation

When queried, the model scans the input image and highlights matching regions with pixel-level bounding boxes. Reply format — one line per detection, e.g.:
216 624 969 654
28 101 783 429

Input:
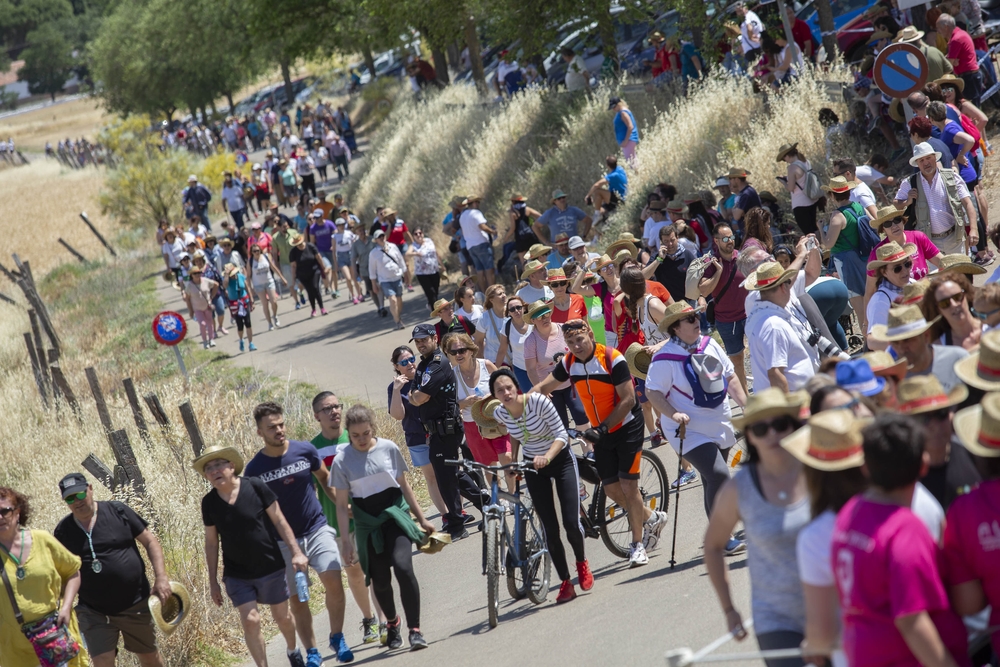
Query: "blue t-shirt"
537 206 587 238
244 440 327 538
614 109 639 144
680 42 702 80
309 219 337 253
443 212 465 249
606 166 628 198
293 214 309 234
388 382 425 447
226 272 248 301
548 252 572 270
940 120 977 184
926 137 954 169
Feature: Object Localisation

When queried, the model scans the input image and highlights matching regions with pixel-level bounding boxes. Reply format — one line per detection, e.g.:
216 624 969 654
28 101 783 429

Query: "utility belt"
930 225 956 239
422 416 460 436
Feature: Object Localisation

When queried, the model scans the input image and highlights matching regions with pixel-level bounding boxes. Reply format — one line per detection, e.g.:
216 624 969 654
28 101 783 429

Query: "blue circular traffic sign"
872 42 928 99
152 311 187 346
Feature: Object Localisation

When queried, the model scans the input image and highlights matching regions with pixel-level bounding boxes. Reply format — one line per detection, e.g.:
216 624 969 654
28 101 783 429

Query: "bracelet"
656 255 665 263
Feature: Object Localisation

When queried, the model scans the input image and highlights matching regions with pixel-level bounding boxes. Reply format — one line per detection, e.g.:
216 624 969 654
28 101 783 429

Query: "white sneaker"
643 510 668 550
629 542 649 568
209 340 217 347
274 318 281 327
268 323 275 331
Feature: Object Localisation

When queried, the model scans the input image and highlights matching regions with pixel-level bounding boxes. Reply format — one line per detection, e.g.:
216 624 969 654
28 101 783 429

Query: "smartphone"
775 176 787 182
805 238 817 251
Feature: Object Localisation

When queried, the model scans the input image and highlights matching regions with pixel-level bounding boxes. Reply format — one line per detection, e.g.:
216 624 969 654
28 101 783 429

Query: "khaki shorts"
77 600 158 656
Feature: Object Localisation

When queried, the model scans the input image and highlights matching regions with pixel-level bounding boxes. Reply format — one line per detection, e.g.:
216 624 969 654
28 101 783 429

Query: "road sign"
872 43 928 99
152 311 187 346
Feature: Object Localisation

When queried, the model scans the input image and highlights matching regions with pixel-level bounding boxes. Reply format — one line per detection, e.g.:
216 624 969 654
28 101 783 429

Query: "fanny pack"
1 561 81 667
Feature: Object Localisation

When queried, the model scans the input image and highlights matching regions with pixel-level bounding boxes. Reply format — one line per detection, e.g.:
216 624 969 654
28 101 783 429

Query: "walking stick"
669 422 686 569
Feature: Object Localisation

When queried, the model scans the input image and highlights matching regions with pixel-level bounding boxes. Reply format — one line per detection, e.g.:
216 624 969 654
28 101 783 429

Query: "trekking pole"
669 422 685 570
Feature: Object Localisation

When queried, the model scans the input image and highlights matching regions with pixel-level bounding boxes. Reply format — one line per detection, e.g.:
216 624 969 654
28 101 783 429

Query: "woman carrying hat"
523 301 589 430
862 206 942 316
704 388 809 667
865 241 918 351
921 271 984 350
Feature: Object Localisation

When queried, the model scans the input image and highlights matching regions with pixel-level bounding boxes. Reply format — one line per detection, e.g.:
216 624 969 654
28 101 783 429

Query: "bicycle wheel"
596 449 670 559
485 517 501 628
522 505 551 605
506 513 528 600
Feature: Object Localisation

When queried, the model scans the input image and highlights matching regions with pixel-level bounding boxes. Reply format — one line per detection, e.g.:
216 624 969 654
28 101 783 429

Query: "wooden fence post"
49 365 81 422
79 213 117 257
16 278 59 352
23 333 49 408
84 367 113 434
27 310 49 391
108 429 145 495
81 454 114 491
57 238 87 263
122 378 151 446
179 400 206 457
46 349 61 400
0 292 15 306
143 393 170 428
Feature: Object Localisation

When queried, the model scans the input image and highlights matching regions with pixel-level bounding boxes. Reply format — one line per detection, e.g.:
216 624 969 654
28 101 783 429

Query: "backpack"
840 202 878 258
803 168 824 201
684 255 711 301
653 336 729 408
435 315 474 341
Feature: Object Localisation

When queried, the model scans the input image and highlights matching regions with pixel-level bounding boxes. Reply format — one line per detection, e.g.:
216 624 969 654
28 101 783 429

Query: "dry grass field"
0 97 111 152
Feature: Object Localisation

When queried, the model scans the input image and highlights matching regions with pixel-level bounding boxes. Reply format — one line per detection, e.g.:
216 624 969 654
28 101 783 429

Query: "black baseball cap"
410 323 436 342
58 472 89 499
608 96 622 109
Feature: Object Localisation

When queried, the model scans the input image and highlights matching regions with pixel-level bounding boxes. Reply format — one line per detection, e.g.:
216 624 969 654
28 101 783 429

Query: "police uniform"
413 348 466 534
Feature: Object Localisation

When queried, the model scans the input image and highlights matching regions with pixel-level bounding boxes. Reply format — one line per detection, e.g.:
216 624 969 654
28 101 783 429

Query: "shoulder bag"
1 556 81 667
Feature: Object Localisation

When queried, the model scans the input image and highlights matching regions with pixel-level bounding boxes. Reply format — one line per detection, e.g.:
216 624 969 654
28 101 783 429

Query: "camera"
807 331 850 360
805 238 818 252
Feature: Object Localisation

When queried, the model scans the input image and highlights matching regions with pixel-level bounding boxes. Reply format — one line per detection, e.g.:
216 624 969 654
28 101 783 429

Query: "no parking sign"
872 43 929 99
152 311 190 381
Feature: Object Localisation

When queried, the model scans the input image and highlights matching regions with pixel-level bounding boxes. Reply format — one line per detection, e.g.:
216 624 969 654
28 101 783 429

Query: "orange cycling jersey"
552 344 637 432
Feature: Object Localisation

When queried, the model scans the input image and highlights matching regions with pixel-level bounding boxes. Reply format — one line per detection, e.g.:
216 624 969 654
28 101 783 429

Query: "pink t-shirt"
832 495 970 667
866 231 940 279
948 27 979 74
942 479 1000 656
522 325 569 389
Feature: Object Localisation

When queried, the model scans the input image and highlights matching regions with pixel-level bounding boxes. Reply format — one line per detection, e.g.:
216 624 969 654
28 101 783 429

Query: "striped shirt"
493 394 568 457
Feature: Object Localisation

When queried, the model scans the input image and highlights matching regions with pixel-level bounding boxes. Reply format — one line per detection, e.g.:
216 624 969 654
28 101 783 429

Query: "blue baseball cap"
410 323 436 342
835 359 885 397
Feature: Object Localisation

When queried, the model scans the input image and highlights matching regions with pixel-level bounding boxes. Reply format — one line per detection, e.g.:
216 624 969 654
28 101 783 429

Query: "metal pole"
173 346 189 383
775 0 796 50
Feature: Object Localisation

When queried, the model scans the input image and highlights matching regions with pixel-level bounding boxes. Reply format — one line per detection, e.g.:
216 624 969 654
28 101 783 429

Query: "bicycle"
568 430 671 559
445 459 551 629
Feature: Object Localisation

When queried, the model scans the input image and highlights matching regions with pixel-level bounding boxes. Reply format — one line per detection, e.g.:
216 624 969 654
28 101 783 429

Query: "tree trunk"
814 0 837 60
210 100 218 120
362 43 377 81
531 54 547 80
464 14 486 93
280 58 294 106
447 42 461 72
595 7 619 76
226 91 235 113
431 47 449 85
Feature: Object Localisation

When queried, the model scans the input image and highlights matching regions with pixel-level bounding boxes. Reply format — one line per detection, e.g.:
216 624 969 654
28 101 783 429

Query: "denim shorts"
213 294 226 316
223 567 289 607
634 377 649 404
380 279 403 297
336 251 352 268
467 243 494 272
716 318 746 355
319 250 333 270
408 443 430 467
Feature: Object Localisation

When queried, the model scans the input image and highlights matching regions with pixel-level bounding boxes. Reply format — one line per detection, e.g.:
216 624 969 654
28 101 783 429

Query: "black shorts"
593 416 644 484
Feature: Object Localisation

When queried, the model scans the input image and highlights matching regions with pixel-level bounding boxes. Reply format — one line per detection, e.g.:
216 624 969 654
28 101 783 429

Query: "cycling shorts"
592 416 644 484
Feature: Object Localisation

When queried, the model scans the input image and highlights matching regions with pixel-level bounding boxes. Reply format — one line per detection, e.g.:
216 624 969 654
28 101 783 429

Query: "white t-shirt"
516 283 554 304
456 304 484 326
643 217 671 249
865 280 907 334
296 155 315 176
221 184 245 213
334 230 357 254
188 224 207 240
565 55 589 92
849 180 876 211
745 301 819 391
479 309 507 363
162 238 186 268
740 10 764 53
250 254 275 289
854 165 884 188
644 338 736 454
459 208 491 247
505 320 533 368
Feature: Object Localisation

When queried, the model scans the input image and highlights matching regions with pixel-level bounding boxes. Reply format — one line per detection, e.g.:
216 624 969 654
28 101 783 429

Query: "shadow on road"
450 598 547 637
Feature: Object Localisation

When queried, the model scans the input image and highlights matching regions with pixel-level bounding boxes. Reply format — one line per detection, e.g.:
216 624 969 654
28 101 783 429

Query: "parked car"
793 0 880 62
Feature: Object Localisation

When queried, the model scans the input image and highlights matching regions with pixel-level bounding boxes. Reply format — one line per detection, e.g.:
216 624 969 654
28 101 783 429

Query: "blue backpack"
841 202 879 259
652 336 729 409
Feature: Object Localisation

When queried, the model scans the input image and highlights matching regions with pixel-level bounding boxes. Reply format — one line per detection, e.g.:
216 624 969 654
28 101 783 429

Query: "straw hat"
727 168 751 179
511 194 527 202
148 582 191 635
524 243 553 261
869 304 940 343
780 410 868 471
545 268 568 282
471 397 506 438
612 249 634 267
928 253 987 276
733 387 805 430
666 199 686 214
682 193 702 204
581 271 598 285
526 300 553 320
448 195 466 209
291 234 306 248
888 98 906 124
463 194 482 205
955 329 1000 390
935 73 966 93
606 238 638 260
656 301 706 334
617 232 641 244
866 241 917 271
897 375 968 415
624 342 652 380
894 25 925 43
861 350 908 381
775 143 799 162
225 264 242 278
218 236 234 247
866 29 892 44
520 259 547 280
822 176 857 194
953 393 1000 458
743 261 797 292
870 205 903 230
192 445 245 477
897 279 930 306
418 531 453 554
430 298 454 318
591 254 614 273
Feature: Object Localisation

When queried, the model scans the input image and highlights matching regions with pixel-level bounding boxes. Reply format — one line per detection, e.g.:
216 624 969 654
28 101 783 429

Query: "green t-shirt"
585 295 606 345
310 431 353 534
273 230 293 265
831 202 863 255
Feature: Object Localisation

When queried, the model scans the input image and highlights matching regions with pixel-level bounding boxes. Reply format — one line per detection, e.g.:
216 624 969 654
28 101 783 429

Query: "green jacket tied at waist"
351 496 427 584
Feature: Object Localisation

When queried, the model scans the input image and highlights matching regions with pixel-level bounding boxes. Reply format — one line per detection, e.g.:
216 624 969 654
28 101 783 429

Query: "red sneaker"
577 559 594 591
556 579 576 604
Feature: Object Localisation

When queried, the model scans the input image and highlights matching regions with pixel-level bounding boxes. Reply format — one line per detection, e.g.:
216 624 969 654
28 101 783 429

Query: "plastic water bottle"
295 571 310 603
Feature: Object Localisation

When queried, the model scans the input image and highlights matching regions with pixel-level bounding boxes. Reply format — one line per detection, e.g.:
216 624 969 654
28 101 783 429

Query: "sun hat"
897 375 968 416
870 205 904 230
192 445 245 477
218 237 234 247
291 234 305 247
733 387 805 430
869 304 940 343
954 393 1000 458
581 271 598 286
861 350 909 381
775 143 799 162
714 177 730 189
758 191 778 203
148 582 191 636
511 194 527 202
897 279 930 305
430 298 454 318
606 238 638 260
955 329 1000 390
648 200 667 212
546 268 568 282
463 195 482 205
567 235 586 250
895 25 925 42
418 531 453 554
666 199 686 213
657 301 706 334
524 243 553 261
910 142 943 167
471 397 505 438
188 174 197 182
934 73 965 93
624 342 652 380
780 410 868 471
928 253 987 276
591 254 614 273
526 300 553 320
617 231 641 243
449 195 466 208
553 232 571 245
744 261 797 292
835 359 885 396
727 168 751 179
551 189 568 202
822 175 856 194
225 264 242 278
682 193 702 204
888 98 906 124
189 266 204 276
382 207 397 217
866 241 917 271
520 259 547 280
866 29 892 44
649 31 666 43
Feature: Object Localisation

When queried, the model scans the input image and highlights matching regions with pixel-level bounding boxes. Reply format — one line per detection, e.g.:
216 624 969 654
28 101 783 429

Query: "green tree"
18 23 74 100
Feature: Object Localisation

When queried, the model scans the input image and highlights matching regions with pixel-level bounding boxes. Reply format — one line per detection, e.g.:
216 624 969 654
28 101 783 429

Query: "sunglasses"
64 491 87 504
975 306 1000 320
397 357 416 367
717 236 735 244
599 265 615 273
881 219 904 231
550 281 568 288
891 260 913 274
449 348 472 356
508 305 524 313
0 506 16 517
937 293 965 309
747 415 799 437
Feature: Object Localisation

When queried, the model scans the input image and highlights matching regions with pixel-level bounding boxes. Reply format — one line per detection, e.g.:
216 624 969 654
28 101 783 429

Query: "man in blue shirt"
534 189 592 243
728 167 761 225
586 155 628 226
547 233 573 269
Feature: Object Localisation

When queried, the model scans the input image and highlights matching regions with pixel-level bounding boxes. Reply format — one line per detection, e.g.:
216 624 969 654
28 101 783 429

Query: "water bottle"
295 571 310 603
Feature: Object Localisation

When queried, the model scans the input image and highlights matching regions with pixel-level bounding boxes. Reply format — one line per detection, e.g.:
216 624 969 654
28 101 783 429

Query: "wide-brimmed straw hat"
291 234 306 248
866 29 892 44
861 350 909 381
617 232 641 244
546 268 568 282
935 73 966 93
149 582 191 635
449 195 466 209
928 253 987 276
520 259 547 280
744 261 797 292
955 329 1000 390
624 343 652 380
463 194 482 205
591 254 614 273
897 279 930 305
524 243 553 261
733 387 805 431
894 25 925 43
896 375 968 415
954 392 1000 458
869 304 940 343
430 298 454 318
225 263 242 278
192 445 245 477
775 143 799 162
835 359 885 397
606 238 638 260
612 249 634 268
866 241 917 271
666 199 686 214
870 205 904 230
822 176 857 194
657 301 706 334
727 168 750 179
525 300 553 320
471 397 505 438
780 410 868 471
418 531 453 554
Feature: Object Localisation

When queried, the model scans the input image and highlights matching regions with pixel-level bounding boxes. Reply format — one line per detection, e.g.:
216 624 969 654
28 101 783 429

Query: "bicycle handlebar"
444 459 536 474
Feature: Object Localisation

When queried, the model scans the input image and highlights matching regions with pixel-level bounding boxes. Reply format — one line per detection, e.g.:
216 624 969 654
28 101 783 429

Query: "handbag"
0 559 81 667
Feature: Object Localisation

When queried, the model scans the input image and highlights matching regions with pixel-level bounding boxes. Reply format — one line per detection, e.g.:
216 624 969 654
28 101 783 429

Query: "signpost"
872 42 928 99
152 311 189 382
